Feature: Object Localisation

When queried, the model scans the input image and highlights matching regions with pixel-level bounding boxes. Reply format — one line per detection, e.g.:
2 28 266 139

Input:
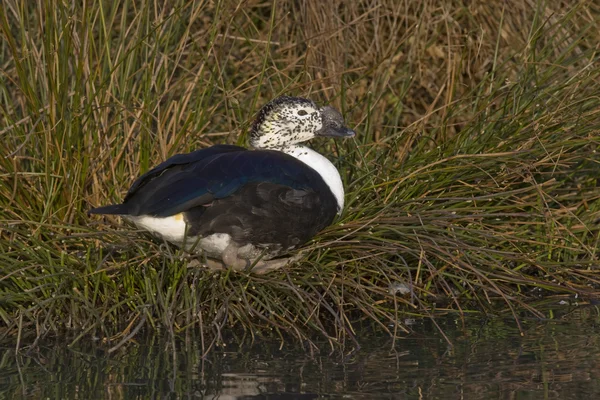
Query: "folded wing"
90 145 333 219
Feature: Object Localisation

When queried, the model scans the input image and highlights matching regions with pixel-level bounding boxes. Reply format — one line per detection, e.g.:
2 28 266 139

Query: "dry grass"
1 0 599 349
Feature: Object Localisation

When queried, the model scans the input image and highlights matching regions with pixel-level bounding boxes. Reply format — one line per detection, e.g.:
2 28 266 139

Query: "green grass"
1 0 599 349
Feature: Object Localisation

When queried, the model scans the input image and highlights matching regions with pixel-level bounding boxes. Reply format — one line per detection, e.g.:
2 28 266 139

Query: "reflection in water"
2 307 600 399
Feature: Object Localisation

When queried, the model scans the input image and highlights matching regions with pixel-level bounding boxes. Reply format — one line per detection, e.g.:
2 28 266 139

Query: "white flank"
192 233 231 255
283 145 345 212
128 214 187 242
128 215 240 257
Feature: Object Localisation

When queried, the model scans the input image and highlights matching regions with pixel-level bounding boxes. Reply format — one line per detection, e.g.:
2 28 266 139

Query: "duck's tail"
88 203 131 216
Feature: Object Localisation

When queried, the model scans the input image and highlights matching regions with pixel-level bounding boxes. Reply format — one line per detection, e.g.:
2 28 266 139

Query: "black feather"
88 203 131 215
183 181 337 252
125 144 243 199
109 145 337 218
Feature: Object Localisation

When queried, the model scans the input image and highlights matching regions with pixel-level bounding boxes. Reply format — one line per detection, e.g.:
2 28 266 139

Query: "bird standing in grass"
89 96 355 273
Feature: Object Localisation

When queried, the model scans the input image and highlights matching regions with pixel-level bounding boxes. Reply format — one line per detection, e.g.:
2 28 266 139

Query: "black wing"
91 145 337 219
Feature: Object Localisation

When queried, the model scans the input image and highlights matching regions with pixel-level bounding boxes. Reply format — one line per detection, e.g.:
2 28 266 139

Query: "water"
2 307 600 399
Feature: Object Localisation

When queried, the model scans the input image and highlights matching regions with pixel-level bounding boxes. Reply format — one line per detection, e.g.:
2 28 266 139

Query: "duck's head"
249 96 355 149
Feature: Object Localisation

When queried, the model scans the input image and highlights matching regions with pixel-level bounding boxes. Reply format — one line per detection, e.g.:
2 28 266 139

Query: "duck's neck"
279 144 345 213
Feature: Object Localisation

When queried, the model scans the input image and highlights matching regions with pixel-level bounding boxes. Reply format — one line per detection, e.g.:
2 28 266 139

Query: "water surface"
2 306 600 399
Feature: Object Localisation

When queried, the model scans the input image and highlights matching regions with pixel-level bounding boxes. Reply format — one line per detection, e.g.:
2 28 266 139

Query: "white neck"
281 145 345 213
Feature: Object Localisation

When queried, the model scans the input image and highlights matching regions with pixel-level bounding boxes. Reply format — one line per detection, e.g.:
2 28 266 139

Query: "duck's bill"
318 126 356 138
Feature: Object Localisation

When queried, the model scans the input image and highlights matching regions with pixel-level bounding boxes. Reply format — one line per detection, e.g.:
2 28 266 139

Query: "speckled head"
250 96 355 149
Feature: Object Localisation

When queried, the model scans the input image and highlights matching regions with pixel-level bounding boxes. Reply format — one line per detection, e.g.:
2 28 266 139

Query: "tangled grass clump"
0 0 599 349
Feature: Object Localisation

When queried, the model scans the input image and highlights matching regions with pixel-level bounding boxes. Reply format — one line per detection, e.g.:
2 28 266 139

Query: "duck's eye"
297 109 308 116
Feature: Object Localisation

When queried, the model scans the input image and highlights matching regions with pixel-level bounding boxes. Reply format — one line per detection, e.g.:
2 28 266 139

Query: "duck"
89 96 355 273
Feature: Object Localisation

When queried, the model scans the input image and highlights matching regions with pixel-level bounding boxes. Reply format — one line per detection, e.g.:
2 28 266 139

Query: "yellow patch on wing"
173 213 184 221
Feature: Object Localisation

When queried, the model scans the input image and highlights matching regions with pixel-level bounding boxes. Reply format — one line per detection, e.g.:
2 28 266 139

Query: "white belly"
126 214 261 259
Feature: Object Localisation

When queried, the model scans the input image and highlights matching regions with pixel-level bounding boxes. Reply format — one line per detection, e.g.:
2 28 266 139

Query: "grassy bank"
1 0 599 349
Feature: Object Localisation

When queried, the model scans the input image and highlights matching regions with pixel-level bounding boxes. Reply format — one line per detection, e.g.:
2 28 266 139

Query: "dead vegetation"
1 0 599 349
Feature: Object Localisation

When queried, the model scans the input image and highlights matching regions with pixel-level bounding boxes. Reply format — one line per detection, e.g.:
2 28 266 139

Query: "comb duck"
89 96 355 273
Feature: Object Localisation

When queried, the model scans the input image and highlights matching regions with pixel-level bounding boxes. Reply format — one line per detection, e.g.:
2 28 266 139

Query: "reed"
1 0 599 348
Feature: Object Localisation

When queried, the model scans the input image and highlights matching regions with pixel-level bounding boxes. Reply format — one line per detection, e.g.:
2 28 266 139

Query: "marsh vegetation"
1 0 599 350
